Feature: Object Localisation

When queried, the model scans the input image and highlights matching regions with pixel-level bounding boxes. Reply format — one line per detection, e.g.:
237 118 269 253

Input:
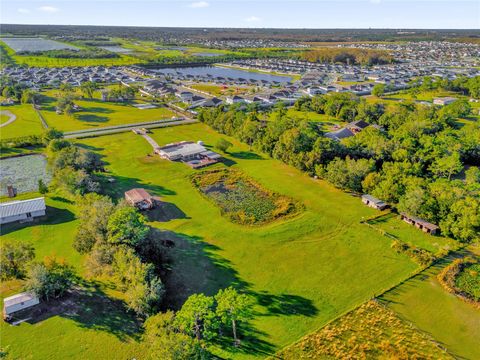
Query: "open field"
76 123 424 358
0 123 465 359
0 104 45 139
365 212 459 255
380 251 480 360
274 300 451 359
38 95 176 132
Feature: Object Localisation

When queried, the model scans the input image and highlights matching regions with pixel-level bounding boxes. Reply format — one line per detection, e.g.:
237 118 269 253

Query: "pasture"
38 95 176 132
380 251 480 360
0 123 464 359
77 124 421 358
0 104 45 139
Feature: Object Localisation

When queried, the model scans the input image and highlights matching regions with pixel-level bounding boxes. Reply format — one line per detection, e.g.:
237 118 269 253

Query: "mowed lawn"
0 104 45 139
0 192 148 359
38 96 176 132
380 251 480 360
71 123 422 358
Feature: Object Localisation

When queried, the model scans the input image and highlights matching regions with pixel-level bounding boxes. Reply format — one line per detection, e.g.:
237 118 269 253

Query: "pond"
154 65 292 83
192 52 224 57
99 45 133 53
0 37 79 53
0 154 51 196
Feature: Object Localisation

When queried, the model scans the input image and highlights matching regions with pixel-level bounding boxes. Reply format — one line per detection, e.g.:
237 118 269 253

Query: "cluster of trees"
408 75 480 99
102 85 137 102
46 132 104 195
199 92 480 242
301 48 394 65
1 241 75 301
17 49 120 59
143 287 254 358
73 194 164 316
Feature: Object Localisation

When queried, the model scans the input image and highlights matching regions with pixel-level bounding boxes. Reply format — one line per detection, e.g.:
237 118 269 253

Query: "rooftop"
0 197 46 218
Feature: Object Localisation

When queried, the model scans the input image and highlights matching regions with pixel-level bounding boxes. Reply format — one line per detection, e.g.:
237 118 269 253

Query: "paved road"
0 110 17 128
64 118 198 139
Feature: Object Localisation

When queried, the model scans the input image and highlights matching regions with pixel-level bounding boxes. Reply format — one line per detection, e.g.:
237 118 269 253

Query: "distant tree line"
17 48 120 59
199 91 480 242
301 48 394 65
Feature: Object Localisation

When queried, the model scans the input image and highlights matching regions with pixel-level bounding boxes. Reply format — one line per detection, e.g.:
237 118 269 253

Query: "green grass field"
0 104 45 139
38 95 175 132
380 250 480 360
78 124 422 358
365 213 459 255
0 123 465 359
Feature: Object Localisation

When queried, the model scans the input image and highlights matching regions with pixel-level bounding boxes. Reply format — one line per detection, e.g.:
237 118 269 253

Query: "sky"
1 0 479 29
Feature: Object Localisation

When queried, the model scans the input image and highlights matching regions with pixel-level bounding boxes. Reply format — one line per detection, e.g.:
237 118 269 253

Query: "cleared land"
0 104 45 139
380 252 480 360
39 95 176 132
274 300 451 359
0 123 464 359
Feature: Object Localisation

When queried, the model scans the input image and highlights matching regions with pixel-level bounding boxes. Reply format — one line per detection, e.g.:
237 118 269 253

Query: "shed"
125 188 156 210
3 292 40 320
0 197 46 225
400 213 439 235
361 195 388 210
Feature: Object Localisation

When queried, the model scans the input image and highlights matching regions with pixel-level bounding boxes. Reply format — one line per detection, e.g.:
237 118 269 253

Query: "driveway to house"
0 110 17 128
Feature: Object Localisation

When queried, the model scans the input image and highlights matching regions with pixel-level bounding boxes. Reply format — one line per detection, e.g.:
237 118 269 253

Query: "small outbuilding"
3 292 40 321
361 194 388 210
125 188 156 210
433 97 457 106
400 213 439 235
0 197 46 225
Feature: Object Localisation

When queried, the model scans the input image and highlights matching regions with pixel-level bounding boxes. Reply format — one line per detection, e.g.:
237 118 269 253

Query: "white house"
433 97 457 106
3 292 40 321
0 197 46 225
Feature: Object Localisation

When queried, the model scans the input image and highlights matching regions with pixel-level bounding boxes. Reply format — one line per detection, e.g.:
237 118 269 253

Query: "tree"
175 294 216 340
21 89 40 105
80 81 97 99
372 84 386 98
215 287 254 345
322 157 375 192
216 138 233 153
429 151 463 180
38 179 48 194
144 311 209 360
42 128 64 145
112 248 164 316
441 197 480 242
0 242 35 280
24 256 75 301
107 206 149 247
74 194 115 254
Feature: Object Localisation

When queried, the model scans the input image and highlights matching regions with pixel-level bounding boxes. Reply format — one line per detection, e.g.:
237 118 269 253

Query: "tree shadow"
0 206 75 236
230 151 264 160
253 290 318 317
145 201 189 222
97 174 176 201
75 114 109 123
15 282 143 342
50 196 74 204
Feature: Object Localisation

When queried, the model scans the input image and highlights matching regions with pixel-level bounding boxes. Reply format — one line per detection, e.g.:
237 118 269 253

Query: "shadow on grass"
76 114 109 123
145 202 189 222
0 206 75 236
98 174 176 201
229 151 264 160
18 282 143 342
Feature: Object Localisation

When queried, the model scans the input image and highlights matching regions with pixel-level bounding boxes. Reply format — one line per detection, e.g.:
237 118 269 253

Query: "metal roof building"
0 197 46 225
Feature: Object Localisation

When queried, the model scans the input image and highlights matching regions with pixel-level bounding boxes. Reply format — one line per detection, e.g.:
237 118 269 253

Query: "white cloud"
245 16 261 22
17 8 31 14
188 1 209 8
38 6 59 13
370 0 382 3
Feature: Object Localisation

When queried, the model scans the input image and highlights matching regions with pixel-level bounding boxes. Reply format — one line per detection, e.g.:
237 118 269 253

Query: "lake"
154 65 292 83
0 37 79 53
0 155 51 196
